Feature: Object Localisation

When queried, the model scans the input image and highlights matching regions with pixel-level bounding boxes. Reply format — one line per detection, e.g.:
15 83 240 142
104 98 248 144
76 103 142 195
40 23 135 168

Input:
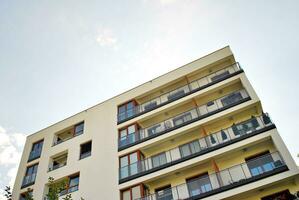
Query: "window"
53 122 84 145
246 151 274 177
121 184 143 200
221 92 243 107
147 124 162 136
119 124 139 146
59 174 80 196
20 191 33 200
151 152 167 168
261 190 295 200
120 151 143 178
211 70 230 82
144 101 157 111
155 185 173 200
28 140 43 162
74 122 84 136
22 164 38 188
49 152 68 171
168 89 185 101
118 101 137 121
173 112 192 126
232 117 259 136
80 141 92 159
187 173 212 197
180 140 201 158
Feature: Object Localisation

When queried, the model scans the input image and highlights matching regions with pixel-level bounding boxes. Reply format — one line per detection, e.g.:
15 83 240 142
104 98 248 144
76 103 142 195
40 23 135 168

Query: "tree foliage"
2 177 85 200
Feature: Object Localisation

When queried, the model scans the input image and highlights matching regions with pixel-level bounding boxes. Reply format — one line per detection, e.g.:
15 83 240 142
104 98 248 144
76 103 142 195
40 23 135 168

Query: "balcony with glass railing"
119 113 275 183
21 174 36 188
137 151 287 200
119 88 251 150
118 63 243 123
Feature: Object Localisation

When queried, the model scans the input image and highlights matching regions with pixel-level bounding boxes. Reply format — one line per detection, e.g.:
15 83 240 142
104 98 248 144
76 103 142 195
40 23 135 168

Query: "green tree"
2 177 87 200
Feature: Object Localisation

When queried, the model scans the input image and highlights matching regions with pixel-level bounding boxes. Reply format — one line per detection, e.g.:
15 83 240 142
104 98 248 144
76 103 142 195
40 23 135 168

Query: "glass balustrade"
137 152 286 200
119 113 274 181
119 88 250 149
118 63 242 123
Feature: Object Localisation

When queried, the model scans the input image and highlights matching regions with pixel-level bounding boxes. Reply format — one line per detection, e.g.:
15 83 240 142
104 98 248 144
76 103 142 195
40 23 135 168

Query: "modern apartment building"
13 46 299 200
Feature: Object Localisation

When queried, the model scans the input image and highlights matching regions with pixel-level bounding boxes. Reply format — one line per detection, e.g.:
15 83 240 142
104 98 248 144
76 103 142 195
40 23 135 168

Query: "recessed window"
80 141 92 159
232 117 259 136
118 101 137 121
173 112 192 126
22 164 38 188
221 91 243 106
186 173 212 197
245 151 275 176
49 152 68 171
179 140 201 158
53 122 84 145
74 122 84 136
151 152 167 168
119 124 139 146
155 185 173 200
119 151 143 179
121 184 143 200
59 174 80 196
28 140 43 162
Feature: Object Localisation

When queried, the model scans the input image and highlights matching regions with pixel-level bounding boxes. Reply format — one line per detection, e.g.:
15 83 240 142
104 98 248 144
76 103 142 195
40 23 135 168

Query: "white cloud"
11 133 26 147
0 188 5 200
0 126 25 189
95 27 118 47
160 0 177 5
0 146 21 165
8 167 18 187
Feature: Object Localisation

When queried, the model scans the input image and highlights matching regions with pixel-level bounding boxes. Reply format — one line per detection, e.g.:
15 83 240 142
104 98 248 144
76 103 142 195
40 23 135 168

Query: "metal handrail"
118 63 242 122
136 151 285 200
119 113 273 180
119 88 250 149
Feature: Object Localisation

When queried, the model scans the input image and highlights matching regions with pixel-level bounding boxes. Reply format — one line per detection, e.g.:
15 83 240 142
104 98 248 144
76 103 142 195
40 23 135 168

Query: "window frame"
119 151 144 178
121 184 144 200
151 152 167 168
28 139 44 162
59 173 80 196
118 123 140 141
118 100 138 121
79 140 92 160
186 172 212 197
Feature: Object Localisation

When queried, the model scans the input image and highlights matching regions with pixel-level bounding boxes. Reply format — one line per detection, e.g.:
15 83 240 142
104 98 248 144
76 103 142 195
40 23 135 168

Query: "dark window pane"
75 122 84 135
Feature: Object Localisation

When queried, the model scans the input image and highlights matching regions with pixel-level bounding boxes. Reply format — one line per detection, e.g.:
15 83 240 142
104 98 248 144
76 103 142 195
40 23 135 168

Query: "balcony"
137 152 287 200
21 174 36 188
48 153 67 172
119 89 250 150
119 114 275 183
28 148 42 162
53 122 84 146
118 63 243 123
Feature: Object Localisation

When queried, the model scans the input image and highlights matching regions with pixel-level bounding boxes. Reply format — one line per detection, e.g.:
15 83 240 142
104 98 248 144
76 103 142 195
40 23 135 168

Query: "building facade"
13 46 299 200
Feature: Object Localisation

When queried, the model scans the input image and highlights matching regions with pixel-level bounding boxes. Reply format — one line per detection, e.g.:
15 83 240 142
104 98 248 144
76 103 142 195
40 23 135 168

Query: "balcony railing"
21 174 36 188
119 89 250 150
118 63 243 123
59 185 79 196
48 162 67 172
28 148 42 162
137 152 287 200
119 113 275 182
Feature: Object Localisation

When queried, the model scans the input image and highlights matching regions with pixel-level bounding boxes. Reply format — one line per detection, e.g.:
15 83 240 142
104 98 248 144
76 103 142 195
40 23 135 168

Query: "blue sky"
0 0 299 196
